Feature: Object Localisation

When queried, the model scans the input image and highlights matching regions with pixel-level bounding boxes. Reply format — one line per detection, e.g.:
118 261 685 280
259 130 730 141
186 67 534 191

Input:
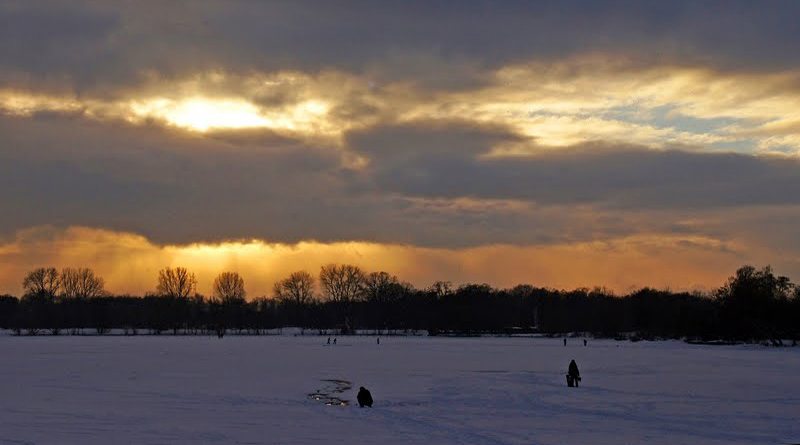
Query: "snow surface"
1 334 798 445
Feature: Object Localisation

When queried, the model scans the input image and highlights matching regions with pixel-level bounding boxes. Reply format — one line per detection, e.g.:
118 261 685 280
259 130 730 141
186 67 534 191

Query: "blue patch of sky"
703 139 760 154
526 105 769 153
526 105 740 134
601 105 763 153
760 144 797 154
602 104 740 134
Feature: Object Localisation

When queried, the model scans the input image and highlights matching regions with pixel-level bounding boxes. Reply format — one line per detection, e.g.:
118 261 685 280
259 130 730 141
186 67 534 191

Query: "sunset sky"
2 1 800 296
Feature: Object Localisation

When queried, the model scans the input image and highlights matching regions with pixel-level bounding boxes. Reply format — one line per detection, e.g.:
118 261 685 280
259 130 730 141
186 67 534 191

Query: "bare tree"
60 267 106 299
363 271 401 303
212 272 247 304
156 267 197 298
22 267 60 298
273 270 316 306
319 264 365 303
429 280 453 298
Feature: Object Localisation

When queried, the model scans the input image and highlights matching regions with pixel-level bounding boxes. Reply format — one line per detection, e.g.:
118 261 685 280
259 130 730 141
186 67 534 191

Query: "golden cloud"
0 71 392 143
3 58 800 153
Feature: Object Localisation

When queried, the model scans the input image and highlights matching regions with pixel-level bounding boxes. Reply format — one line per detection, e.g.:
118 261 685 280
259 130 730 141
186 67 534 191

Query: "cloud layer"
2 1 800 293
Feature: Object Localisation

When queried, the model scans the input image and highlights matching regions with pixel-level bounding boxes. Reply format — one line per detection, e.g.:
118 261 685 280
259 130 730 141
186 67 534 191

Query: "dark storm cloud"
2 111 799 249
2 0 800 251
2 1 800 92
0 4 118 93
0 113 344 244
348 122 800 209
2 113 588 247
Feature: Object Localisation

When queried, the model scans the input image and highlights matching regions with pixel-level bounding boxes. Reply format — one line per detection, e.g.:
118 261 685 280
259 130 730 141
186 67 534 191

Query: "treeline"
0 264 798 343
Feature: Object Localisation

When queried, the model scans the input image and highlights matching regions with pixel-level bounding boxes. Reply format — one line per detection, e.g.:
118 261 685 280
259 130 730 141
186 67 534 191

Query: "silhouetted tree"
210 272 247 337
428 281 453 298
363 271 402 303
20 268 60 334
252 296 279 332
0 295 18 329
186 294 207 335
22 267 60 299
3 264 797 341
212 272 246 305
273 270 316 328
715 265 794 343
273 271 316 306
60 267 106 300
154 267 197 334
156 267 197 299
319 264 365 304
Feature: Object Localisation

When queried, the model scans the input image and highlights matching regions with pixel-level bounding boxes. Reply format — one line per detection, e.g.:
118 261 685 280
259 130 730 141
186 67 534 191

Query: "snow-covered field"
1 334 798 445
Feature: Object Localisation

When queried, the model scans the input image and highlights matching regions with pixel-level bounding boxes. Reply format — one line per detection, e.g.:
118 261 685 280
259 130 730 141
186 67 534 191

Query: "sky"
2 0 800 296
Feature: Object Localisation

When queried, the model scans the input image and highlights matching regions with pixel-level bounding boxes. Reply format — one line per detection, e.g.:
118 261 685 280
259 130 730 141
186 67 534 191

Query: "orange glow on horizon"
0 226 759 297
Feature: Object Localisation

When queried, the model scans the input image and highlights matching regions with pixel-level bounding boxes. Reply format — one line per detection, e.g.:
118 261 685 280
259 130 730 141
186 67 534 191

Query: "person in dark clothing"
563 338 567 346
357 386 373 407
567 359 581 387
583 339 587 346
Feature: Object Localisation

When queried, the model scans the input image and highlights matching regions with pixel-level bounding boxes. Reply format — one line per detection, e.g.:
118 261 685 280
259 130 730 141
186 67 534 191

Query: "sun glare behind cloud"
127 97 334 135
130 98 271 131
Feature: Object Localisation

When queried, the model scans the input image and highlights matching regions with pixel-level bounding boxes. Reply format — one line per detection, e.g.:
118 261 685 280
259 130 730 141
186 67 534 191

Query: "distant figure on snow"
567 359 581 387
583 339 587 346
377 337 380 345
357 386 373 407
327 337 331 345
563 338 567 346
333 337 337 345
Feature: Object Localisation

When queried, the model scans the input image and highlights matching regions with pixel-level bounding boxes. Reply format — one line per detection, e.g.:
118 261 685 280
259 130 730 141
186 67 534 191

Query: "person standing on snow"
567 359 581 387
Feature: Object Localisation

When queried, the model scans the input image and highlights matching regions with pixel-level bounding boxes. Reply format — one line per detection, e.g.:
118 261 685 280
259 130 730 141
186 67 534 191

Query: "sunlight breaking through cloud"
0 226 760 297
4 61 800 153
128 97 331 132
129 98 271 131
4 0 800 316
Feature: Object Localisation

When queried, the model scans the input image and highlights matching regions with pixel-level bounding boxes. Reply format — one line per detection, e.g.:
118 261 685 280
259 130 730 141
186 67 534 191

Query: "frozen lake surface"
1 334 798 445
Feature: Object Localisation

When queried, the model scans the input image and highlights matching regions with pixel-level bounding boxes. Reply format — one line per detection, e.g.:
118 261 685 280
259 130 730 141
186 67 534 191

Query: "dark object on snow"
327 337 331 345
584 339 587 346
357 386 373 407
563 338 567 346
567 359 581 387
333 337 337 345
377 337 380 345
